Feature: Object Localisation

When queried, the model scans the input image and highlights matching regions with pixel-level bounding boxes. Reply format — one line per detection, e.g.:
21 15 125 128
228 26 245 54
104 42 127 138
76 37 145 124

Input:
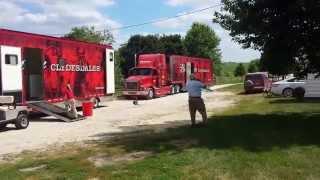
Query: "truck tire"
147 89 154 99
15 113 29 129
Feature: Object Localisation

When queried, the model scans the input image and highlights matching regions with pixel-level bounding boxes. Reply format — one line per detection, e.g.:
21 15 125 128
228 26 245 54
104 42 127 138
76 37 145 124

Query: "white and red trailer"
0 29 115 121
0 28 115 104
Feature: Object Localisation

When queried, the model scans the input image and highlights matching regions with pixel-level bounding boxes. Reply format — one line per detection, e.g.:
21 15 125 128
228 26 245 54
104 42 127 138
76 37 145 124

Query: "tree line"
65 23 222 88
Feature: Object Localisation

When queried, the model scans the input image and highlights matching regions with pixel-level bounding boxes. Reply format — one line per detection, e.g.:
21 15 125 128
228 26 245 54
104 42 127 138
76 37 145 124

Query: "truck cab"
123 54 171 99
124 68 159 99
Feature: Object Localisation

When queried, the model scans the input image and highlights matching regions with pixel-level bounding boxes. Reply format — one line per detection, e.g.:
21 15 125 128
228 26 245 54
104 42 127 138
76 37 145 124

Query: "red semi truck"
123 54 214 99
0 29 115 107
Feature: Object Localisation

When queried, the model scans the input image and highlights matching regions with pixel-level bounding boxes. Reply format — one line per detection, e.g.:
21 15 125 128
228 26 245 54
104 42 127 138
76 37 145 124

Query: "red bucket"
82 102 93 117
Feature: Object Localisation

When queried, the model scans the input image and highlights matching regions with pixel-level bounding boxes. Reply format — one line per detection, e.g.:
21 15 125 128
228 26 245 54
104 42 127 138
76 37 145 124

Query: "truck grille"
126 82 138 90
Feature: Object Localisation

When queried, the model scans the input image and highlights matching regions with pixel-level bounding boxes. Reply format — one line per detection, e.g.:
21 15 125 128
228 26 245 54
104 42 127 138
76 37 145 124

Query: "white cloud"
0 0 121 43
166 0 215 7
159 0 260 61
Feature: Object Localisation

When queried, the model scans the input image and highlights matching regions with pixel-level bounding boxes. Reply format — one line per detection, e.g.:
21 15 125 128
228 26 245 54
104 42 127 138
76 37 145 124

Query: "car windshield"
130 68 153 76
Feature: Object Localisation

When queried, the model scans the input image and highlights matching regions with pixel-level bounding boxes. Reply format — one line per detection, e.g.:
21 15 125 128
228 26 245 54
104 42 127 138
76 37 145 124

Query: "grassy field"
216 62 249 85
1 84 320 179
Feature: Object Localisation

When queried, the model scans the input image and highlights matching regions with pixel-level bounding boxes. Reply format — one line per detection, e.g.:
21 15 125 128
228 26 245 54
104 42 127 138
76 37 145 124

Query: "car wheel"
15 113 29 129
283 88 294 97
147 89 154 99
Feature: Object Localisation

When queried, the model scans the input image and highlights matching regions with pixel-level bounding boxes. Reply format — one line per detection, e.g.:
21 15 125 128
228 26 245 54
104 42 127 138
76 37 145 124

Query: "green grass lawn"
1 84 320 179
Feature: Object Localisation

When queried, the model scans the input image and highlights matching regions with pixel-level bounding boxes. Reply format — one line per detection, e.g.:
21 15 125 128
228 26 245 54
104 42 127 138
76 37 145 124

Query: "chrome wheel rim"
21 116 28 127
284 89 293 97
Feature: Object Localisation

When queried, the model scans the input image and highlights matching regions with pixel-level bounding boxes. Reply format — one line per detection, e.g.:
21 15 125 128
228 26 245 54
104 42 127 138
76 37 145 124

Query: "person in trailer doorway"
64 83 78 119
186 74 211 127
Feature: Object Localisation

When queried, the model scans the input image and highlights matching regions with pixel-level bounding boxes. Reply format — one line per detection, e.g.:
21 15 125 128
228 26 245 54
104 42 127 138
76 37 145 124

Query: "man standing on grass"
186 74 210 127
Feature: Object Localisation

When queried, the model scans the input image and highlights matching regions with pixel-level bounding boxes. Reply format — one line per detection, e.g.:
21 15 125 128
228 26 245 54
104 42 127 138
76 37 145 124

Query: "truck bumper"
123 90 149 96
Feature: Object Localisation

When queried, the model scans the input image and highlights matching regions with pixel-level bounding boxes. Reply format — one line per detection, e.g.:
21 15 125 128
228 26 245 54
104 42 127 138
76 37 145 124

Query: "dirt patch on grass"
88 151 154 167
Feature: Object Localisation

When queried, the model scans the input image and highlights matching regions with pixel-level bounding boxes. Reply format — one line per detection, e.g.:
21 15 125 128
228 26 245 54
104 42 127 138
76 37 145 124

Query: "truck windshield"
130 68 153 76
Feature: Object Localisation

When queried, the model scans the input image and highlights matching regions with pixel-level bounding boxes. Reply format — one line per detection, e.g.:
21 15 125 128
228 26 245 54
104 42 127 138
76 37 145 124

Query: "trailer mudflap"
27 101 85 122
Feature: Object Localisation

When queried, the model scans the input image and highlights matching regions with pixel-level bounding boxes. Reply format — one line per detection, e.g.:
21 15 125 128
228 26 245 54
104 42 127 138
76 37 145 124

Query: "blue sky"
0 0 260 62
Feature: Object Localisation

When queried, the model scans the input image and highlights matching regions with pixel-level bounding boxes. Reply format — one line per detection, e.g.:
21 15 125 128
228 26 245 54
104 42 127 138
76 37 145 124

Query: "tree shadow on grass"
91 112 320 154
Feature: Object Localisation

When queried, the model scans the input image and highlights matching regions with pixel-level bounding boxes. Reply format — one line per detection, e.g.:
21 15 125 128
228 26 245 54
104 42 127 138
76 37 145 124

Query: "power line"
48 4 222 36
107 4 222 31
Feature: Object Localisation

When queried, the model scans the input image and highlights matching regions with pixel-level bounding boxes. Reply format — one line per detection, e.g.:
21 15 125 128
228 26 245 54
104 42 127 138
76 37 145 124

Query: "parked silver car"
270 78 305 97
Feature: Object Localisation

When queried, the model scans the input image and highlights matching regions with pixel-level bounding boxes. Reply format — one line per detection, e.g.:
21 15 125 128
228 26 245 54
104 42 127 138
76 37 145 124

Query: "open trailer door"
106 49 115 95
0 46 23 103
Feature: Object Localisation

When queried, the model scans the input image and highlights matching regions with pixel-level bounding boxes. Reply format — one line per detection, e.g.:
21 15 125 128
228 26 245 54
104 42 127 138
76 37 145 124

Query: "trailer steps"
27 101 85 122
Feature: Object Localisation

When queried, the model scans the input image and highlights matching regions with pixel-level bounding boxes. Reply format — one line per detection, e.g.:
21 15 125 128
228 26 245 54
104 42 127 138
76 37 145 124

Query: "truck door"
106 49 115 94
0 46 23 102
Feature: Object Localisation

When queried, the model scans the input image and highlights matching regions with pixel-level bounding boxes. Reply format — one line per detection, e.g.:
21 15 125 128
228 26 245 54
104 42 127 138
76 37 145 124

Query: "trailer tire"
147 89 154 99
175 85 181 94
92 98 100 108
171 86 175 95
15 113 29 129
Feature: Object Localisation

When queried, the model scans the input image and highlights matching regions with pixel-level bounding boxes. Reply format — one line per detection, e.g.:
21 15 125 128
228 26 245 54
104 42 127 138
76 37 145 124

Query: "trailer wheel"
15 113 29 129
92 98 100 108
171 86 175 95
147 89 154 99
175 85 181 94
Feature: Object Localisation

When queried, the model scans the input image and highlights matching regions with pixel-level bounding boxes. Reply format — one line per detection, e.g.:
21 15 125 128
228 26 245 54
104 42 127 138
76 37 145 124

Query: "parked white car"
270 78 305 97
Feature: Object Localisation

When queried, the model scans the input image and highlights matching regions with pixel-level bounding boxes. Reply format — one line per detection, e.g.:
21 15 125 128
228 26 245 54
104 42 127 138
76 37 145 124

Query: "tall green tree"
64 26 114 44
114 51 125 89
213 0 320 74
159 34 186 55
119 34 186 76
118 34 160 76
248 59 260 73
184 22 222 75
234 63 246 77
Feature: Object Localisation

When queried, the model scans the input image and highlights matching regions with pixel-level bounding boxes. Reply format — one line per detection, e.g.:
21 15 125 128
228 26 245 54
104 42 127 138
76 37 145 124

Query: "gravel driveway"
0 84 236 156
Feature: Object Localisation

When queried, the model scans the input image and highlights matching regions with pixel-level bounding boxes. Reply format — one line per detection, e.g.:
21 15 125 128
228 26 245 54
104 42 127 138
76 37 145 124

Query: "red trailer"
0 29 115 121
123 54 214 99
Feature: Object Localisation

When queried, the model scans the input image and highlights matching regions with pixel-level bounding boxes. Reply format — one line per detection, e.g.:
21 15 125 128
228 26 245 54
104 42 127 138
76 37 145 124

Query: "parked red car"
244 72 271 93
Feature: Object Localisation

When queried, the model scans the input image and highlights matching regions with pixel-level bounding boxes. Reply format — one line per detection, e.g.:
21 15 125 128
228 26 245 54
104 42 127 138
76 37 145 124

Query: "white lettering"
50 64 102 72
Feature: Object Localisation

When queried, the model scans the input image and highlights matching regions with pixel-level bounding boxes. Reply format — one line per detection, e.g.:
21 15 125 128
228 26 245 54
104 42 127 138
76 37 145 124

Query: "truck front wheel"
147 89 154 99
15 113 29 129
